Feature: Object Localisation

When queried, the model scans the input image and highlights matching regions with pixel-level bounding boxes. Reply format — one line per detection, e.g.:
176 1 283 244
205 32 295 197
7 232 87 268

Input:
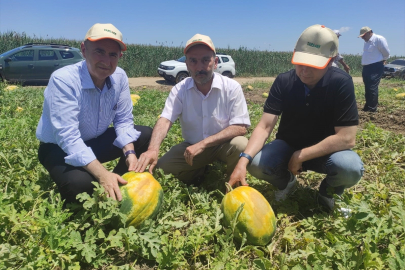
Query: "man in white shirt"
359 26 390 112
134 34 251 185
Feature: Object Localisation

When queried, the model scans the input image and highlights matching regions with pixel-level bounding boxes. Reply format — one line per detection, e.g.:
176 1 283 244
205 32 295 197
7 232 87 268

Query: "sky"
0 0 404 56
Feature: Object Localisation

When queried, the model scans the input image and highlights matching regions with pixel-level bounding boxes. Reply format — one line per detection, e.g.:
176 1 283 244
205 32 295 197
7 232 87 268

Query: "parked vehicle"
158 53 236 84
0 43 83 84
383 59 405 79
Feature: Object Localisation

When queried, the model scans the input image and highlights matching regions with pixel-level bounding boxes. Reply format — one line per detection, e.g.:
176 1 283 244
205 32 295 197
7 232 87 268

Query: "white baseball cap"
184 33 216 54
85 23 126 51
291 24 338 69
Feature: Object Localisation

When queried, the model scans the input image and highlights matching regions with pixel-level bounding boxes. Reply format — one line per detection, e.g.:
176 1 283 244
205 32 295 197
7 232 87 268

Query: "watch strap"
239 152 253 164
124 150 136 158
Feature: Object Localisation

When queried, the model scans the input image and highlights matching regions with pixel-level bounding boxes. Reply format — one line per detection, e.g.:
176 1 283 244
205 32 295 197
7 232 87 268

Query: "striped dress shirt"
36 60 140 167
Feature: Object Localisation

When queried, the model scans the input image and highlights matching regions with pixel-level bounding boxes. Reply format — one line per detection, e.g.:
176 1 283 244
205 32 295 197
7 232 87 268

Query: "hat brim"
184 42 215 54
87 37 127 51
358 30 371 38
291 51 331 69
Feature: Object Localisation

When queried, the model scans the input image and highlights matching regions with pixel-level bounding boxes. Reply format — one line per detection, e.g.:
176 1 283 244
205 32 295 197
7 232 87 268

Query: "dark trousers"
362 61 384 112
38 126 152 204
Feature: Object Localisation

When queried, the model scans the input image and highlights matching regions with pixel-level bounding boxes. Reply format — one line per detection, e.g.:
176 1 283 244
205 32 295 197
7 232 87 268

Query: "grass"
0 78 405 269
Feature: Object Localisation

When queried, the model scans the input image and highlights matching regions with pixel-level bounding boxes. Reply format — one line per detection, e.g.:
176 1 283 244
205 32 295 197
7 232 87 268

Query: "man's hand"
126 154 138 171
134 149 159 174
184 142 205 166
84 159 127 201
288 150 303 175
98 171 128 201
228 164 249 188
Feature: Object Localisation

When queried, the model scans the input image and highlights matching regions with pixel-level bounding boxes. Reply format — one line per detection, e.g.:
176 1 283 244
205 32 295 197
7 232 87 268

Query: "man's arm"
122 142 137 171
288 125 357 175
228 113 279 187
184 124 247 166
377 36 390 61
338 59 350 73
134 117 172 173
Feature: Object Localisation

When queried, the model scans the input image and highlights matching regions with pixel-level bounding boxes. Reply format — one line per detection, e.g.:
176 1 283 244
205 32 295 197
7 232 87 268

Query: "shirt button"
306 103 309 106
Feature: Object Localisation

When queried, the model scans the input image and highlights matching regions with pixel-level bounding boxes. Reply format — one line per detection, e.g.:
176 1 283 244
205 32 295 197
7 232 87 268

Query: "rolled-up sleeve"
228 84 251 127
47 76 96 166
160 85 183 123
112 76 141 148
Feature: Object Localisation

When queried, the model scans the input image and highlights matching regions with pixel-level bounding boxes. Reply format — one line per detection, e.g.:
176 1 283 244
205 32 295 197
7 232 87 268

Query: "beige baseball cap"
358 26 372 37
85 23 127 51
184 33 216 54
291 24 338 69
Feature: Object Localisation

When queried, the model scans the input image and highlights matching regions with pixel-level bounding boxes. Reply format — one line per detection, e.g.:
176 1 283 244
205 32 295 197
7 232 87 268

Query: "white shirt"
332 53 343 68
361 34 390 65
161 72 251 144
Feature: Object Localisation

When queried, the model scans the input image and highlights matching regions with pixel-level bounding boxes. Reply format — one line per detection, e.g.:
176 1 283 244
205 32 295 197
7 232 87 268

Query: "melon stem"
225 182 233 193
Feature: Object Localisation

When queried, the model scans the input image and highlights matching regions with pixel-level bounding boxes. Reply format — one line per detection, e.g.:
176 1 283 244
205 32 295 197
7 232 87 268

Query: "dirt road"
128 76 364 88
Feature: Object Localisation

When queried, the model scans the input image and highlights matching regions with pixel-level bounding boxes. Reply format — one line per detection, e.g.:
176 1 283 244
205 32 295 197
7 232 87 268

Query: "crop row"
3 31 399 78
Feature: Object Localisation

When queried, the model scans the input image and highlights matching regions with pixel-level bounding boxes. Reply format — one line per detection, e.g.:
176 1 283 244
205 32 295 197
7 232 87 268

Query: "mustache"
194 70 208 76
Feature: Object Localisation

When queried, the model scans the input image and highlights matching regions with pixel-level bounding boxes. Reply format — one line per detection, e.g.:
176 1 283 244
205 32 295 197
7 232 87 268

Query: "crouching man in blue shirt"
36 23 152 204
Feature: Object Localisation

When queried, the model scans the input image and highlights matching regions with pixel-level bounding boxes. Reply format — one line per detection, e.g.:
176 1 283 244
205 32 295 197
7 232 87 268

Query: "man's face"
185 45 218 86
295 62 330 89
361 31 372 42
81 39 122 84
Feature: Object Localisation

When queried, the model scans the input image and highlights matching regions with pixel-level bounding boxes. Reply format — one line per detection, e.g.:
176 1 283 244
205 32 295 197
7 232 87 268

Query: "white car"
158 53 236 84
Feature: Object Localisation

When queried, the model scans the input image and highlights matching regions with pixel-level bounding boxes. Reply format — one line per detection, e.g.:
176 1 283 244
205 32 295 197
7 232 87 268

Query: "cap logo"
104 29 116 35
307 42 320 49
192 38 203 42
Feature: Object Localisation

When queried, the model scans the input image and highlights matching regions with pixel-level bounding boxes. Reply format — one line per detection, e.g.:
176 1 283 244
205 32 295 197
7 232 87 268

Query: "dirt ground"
128 76 364 88
129 77 405 136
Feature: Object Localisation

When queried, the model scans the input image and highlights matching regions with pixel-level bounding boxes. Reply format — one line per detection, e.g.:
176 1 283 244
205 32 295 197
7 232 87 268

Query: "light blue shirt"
36 60 140 167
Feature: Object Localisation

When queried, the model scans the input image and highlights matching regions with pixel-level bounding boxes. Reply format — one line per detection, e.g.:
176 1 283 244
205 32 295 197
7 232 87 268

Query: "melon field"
1 77 405 269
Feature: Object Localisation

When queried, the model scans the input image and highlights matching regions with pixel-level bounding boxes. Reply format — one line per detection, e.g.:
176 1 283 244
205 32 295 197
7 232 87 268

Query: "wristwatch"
124 150 136 158
239 152 253 164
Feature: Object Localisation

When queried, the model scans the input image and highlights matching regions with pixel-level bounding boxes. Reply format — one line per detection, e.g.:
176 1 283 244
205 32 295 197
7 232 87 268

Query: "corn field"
1 31 402 77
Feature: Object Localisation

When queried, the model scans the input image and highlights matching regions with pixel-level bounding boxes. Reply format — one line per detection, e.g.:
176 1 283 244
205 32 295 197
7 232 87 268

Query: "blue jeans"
362 61 384 112
247 139 364 197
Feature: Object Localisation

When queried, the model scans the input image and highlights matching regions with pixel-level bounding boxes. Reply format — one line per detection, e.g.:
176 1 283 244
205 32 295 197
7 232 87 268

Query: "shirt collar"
367 34 376 43
80 60 114 90
187 72 220 91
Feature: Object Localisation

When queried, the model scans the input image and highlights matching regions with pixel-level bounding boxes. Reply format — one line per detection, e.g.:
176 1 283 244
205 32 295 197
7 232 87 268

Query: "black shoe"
362 106 377 112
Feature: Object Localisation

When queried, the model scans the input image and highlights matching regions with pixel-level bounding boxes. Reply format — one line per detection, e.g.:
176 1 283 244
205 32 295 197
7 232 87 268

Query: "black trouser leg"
38 126 152 204
362 61 384 112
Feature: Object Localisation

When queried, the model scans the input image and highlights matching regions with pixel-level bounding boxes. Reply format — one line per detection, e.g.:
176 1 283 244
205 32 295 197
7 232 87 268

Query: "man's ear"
80 42 86 58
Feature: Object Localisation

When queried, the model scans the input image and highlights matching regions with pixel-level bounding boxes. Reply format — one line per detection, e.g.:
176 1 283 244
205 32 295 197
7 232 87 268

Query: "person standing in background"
332 30 350 73
359 26 390 112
